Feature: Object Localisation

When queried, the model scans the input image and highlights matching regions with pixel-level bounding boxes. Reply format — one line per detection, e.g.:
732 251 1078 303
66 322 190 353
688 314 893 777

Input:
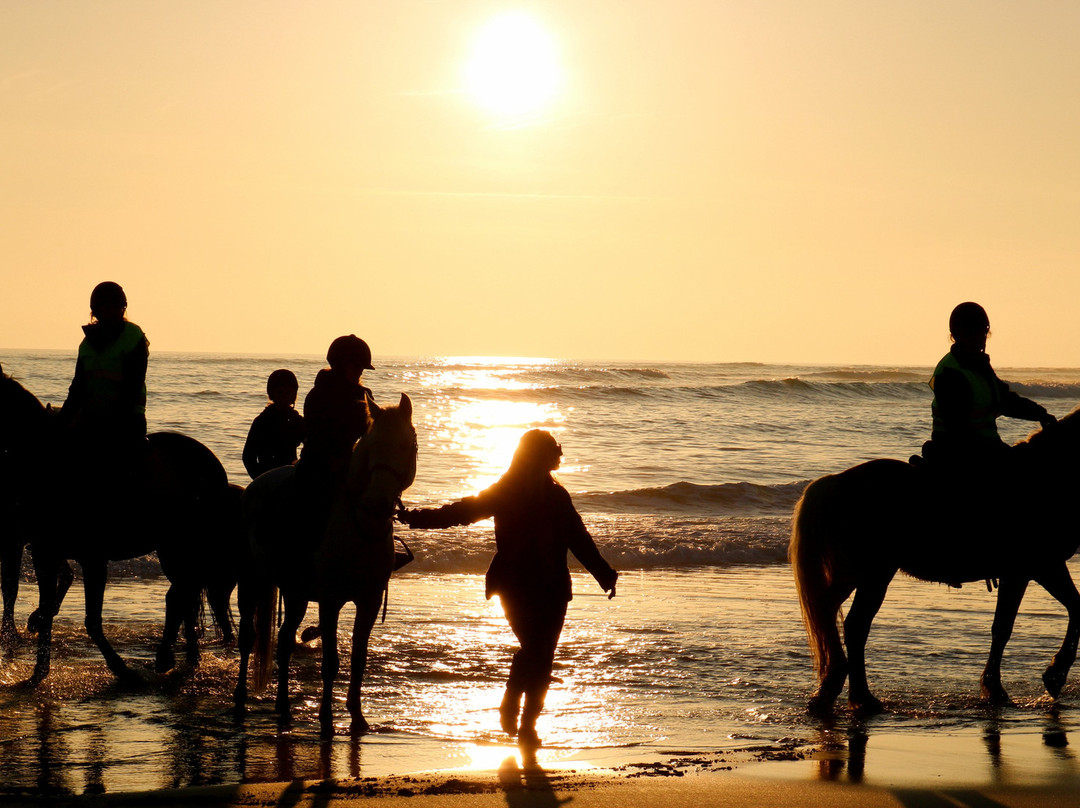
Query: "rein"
349 457 416 624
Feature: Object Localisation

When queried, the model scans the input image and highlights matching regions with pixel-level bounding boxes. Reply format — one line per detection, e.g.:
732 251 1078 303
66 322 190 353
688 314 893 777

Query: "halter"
367 462 414 497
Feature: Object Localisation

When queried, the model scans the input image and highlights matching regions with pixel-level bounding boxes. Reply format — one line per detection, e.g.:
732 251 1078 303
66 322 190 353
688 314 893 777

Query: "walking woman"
400 430 618 749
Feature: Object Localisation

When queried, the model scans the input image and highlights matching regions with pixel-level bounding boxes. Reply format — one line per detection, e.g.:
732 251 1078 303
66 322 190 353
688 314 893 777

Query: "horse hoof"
26 611 44 636
1043 667 1068 699
319 714 336 736
980 677 1013 706
116 667 148 689
850 695 885 715
300 625 321 644
807 693 837 716
155 649 176 674
350 715 370 736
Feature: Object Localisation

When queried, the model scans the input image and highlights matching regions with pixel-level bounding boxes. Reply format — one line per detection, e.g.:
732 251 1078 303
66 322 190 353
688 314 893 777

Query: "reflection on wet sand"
0 659 377 795
812 708 1078 790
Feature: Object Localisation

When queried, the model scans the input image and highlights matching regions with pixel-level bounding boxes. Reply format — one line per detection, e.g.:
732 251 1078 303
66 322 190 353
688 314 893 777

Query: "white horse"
233 393 417 731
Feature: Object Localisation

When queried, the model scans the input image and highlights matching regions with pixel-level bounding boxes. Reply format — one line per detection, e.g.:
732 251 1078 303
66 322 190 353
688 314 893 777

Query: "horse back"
793 458 921 579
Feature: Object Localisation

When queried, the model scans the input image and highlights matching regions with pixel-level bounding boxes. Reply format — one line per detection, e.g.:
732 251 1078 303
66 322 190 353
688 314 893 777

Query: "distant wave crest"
1010 382 1080 400
577 480 808 516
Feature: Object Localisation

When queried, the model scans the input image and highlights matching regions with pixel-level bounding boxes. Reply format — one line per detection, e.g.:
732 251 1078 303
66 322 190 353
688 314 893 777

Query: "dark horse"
234 393 416 732
790 409 1080 714
0 365 75 646
0 368 239 683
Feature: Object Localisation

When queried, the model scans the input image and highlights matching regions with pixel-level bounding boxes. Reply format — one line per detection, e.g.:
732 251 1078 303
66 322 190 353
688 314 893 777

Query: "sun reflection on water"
414 360 570 496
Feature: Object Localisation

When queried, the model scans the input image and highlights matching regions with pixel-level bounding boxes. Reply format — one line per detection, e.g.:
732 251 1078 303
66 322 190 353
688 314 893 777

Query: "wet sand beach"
4 742 1080 808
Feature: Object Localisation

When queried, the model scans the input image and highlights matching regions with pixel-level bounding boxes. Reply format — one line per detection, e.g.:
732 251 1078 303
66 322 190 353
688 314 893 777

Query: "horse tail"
251 584 278 692
789 474 843 681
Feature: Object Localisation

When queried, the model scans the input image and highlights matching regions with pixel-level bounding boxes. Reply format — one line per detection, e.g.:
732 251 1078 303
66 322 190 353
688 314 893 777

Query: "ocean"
2 349 1080 794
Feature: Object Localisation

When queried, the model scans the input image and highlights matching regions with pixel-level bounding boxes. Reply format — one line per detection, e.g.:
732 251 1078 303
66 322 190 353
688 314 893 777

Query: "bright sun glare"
464 12 563 118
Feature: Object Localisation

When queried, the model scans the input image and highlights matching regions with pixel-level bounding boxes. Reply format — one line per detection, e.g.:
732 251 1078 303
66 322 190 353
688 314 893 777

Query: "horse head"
349 393 417 520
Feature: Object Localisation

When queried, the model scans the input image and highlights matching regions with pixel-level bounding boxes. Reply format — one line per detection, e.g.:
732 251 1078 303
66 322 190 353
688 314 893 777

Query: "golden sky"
3 1 1079 366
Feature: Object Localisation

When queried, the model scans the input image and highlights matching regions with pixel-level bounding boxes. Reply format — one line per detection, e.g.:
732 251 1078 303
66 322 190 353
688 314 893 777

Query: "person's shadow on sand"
498 755 572 808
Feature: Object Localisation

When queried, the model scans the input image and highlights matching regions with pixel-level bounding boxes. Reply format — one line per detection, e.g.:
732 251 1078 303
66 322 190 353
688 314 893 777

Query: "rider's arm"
998 381 1054 425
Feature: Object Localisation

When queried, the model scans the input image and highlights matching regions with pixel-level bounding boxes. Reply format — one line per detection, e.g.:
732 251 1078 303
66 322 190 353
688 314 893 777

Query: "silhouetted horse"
790 409 1080 713
234 393 416 732
0 366 75 646
0 369 239 683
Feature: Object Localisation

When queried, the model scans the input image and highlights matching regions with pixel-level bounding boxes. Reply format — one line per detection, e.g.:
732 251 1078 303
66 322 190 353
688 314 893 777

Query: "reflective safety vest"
78 322 147 416
929 352 1000 440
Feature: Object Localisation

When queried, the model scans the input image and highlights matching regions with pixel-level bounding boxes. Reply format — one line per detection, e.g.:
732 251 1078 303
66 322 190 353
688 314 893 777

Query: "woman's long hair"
499 429 561 497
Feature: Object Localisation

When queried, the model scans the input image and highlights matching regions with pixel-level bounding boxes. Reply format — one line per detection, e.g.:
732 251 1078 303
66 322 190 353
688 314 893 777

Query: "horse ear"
399 392 412 418
369 398 383 420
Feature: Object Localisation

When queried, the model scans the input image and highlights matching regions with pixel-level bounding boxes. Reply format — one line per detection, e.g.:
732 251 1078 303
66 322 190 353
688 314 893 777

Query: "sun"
463 12 563 118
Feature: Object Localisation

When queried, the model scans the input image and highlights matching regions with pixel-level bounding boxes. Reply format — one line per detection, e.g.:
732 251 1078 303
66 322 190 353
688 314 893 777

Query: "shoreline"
5 740 1079 808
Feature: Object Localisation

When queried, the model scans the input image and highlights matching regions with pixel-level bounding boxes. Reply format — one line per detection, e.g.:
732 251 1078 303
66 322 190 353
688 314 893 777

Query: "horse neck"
342 413 416 512
1 377 52 454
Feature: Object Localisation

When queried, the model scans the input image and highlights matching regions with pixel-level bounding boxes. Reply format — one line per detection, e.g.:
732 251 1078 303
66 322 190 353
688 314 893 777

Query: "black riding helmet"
948 302 989 338
327 334 374 371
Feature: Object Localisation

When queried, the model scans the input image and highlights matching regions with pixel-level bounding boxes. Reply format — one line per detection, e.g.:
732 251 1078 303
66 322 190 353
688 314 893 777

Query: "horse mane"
1012 406 1080 468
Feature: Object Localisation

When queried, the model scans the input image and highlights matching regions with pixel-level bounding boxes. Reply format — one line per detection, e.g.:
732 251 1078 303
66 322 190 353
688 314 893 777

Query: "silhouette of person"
925 302 1055 469
296 335 375 485
242 369 304 479
292 334 376 531
60 281 149 486
399 430 618 750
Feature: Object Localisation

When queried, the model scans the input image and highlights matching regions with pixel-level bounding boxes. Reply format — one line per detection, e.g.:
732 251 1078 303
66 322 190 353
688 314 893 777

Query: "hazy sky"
3 2 1079 366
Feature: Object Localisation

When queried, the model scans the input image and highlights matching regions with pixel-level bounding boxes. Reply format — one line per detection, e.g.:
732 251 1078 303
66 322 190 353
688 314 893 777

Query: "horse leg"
275 595 308 717
157 581 200 672
843 577 892 714
1 542 23 647
233 577 257 714
180 587 202 667
82 560 136 683
346 592 383 734
808 581 855 714
28 549 61 686
1033 564 1080 699
980 577 1028 704
317 601 341 731
156 583 183 673
27 560 75 635
207 580 236 646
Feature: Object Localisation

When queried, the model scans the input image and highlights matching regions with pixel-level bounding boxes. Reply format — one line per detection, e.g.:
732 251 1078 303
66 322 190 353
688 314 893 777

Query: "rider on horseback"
60 281 149 490
242 368 304 479
296 335 375 486
292 335 376 538
923 302 1055 470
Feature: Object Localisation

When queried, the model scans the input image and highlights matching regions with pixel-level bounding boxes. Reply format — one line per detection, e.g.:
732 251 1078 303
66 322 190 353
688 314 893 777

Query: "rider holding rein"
927 302 1055 467
61 281 149 483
